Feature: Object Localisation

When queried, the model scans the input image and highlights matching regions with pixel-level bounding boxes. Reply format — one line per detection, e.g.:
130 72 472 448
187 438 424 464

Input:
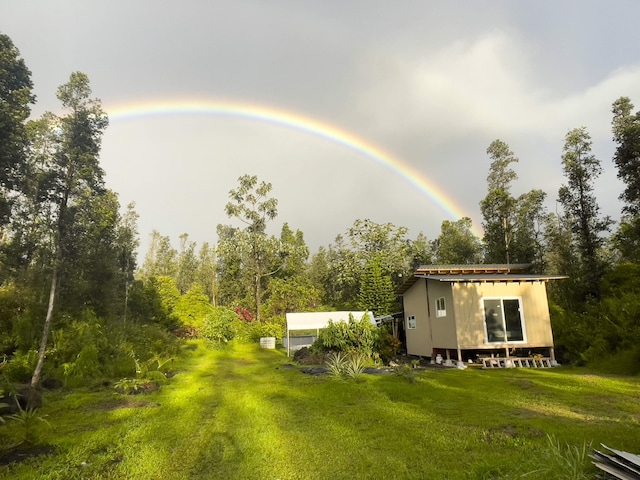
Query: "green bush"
3 350 38 383
313 313 377 357
201 307 237 344
374 325 402 363
231 314 285 344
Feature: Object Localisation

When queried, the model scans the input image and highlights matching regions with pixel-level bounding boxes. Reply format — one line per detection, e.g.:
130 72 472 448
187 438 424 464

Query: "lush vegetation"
1 343 639 479
1 28 640 475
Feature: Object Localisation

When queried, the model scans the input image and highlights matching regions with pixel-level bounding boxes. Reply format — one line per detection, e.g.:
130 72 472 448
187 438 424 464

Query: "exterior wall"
427 279 458 349
452 281 554 349
402 277 555 356
402 278 431 356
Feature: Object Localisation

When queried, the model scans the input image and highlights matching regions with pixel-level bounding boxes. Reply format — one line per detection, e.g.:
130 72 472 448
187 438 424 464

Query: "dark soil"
0 444 56 466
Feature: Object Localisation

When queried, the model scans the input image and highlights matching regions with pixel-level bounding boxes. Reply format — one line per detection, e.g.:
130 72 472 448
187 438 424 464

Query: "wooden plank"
591 445 640 479
601 444 640 469
591 460 638 480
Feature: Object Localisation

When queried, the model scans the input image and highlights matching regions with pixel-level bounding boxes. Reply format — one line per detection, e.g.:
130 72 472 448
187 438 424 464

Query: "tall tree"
0 33 35 232
215 224 245 306
557 126 612 300
512 189 547 270
358 253 396 316
31 72 108 388
223 174 279 322
481 139 548 266
346 219 413 284
277 222 309 279
176 233 198 294
434 217 483 264
612 97 640 215
195 242 217 304
140 230 177 279
611 97 640 262
116 202 139 325
480 140 519 264
407 232 434 270
544 212 581 308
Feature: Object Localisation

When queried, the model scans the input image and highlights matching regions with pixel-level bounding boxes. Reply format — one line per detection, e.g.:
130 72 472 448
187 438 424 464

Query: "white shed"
284 311 374 356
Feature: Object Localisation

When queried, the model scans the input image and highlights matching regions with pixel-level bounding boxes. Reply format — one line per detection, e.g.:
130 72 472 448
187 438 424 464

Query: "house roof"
396 264 567 295
414 264 532 275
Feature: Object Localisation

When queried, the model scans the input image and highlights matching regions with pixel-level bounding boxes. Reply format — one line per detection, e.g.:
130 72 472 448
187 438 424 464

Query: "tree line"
1 30 640 395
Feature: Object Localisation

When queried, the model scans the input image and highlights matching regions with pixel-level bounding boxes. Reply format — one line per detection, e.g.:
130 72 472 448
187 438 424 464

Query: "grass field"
1 342 639 479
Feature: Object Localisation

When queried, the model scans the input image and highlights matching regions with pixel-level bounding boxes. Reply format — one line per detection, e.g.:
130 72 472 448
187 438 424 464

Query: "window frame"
482 296 526 344
435 297 446 318
407 315 416 329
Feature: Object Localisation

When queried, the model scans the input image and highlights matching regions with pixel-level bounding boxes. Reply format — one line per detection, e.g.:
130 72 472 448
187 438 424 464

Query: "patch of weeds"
113 378 156 395
520 434 594 479
481 425 527 447
113 355 170 395
393 364 417 383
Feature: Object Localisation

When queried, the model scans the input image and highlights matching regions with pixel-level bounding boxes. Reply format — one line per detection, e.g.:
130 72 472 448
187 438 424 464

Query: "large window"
483 298 525 343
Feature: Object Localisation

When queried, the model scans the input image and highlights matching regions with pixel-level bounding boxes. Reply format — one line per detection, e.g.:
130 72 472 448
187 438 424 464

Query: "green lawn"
1 342 639 479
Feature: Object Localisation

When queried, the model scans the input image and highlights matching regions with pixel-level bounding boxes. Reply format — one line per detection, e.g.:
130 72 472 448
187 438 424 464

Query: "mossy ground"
1 341 638 479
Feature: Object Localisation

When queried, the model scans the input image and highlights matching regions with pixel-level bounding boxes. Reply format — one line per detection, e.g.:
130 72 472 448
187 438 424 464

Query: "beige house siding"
402 278 432 356
453 281 554 349
427 279 458 349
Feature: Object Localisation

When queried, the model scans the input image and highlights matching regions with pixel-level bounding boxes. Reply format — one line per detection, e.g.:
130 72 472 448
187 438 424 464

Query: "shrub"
232 312 285 344
114 378 152 395
3 350 38 383
201 307 237 344
314 313 377 357
374 325 402 364
325 352 367 380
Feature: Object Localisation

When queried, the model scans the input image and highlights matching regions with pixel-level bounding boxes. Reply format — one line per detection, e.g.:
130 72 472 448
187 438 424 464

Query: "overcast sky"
3 1 640 254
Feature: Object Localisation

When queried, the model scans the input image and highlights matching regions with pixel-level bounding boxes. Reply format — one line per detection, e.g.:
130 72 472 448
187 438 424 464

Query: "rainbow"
106 99 481 236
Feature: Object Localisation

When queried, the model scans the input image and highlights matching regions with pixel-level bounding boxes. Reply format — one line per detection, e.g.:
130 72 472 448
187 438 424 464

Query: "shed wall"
403 278 432 356
427 279 458 349
452 281 554 349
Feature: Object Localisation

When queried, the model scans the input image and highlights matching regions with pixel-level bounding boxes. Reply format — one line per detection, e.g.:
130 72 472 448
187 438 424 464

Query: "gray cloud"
2 0 640 252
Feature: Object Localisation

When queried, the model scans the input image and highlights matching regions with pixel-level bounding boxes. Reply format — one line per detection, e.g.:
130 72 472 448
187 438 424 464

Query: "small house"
396 264 566 364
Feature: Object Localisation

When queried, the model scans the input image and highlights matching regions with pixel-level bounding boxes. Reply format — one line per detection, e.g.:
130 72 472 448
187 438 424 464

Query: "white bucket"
259 337 276 349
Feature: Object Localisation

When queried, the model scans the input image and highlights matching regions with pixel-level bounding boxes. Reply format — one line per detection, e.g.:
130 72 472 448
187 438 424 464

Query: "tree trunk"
123 278 129 327
31 264 58 388
255 271 261 323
